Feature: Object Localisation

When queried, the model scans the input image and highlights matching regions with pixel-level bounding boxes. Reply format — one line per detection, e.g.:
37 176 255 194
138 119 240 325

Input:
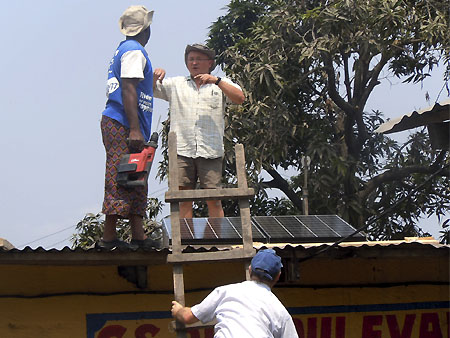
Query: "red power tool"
117 132 158 188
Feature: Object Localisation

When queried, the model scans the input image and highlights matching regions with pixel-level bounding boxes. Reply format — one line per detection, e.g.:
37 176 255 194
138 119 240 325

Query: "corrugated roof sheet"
0 237 448 266
375 99 450 134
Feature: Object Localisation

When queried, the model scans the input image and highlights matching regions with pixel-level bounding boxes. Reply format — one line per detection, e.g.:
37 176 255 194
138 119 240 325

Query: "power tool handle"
144 132 159 149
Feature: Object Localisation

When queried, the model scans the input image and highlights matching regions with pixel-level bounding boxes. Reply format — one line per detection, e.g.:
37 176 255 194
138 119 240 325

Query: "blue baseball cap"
251 249 283 281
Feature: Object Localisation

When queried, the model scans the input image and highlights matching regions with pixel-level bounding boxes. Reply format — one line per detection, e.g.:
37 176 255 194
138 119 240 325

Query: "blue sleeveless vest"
102 39 153 141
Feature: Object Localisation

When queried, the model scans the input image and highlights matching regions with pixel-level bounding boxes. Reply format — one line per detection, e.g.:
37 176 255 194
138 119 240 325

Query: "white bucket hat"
119 5 154 37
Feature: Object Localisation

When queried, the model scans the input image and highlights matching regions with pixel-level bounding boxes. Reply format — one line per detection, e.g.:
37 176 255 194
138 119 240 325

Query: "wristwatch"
215 77 222 85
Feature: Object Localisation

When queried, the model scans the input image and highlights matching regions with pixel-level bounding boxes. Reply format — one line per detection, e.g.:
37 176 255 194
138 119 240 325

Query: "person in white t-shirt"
171 249 299 338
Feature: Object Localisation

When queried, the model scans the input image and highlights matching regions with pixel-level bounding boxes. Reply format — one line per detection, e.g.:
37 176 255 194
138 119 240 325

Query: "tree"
71 198 164 249
206 0 450 242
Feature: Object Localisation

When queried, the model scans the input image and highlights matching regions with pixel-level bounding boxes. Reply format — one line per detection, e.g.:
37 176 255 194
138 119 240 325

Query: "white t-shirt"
120 50 146 79
191 281 298 338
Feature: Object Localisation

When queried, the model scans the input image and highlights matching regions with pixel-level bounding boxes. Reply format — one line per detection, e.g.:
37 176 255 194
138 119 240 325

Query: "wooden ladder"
165 131 255 336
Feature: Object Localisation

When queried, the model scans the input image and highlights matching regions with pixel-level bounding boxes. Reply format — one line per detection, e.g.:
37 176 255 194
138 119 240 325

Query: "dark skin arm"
122 78 144 151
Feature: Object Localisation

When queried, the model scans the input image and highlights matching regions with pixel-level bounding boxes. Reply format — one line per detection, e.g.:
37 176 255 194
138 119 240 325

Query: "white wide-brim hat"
119 5 154 37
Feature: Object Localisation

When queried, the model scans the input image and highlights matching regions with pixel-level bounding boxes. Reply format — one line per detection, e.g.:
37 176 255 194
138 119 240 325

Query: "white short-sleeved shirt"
191 281 298 338
153 76 241 159
120 50 147 79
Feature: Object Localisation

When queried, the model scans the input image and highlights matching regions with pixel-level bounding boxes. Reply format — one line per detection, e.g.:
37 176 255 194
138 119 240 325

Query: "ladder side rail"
235 143 254 280
168 131 182 255
168 132 187 338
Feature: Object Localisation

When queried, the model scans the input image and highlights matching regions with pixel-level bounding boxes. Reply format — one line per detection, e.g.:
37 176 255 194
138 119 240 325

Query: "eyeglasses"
187 58 211 63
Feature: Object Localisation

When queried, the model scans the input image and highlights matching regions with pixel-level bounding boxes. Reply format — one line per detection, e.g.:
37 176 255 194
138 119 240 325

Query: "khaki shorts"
177 156 223 189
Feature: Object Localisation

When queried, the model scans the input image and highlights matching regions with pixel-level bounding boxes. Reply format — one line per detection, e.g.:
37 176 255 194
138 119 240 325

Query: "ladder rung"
168 248 255 263
165 187 254 203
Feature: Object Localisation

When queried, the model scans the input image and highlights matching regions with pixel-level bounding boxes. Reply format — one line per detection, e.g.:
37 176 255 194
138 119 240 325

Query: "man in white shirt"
153 44 245 218
171 249 299 338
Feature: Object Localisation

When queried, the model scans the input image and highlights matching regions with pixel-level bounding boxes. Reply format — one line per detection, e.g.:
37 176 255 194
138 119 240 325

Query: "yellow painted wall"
0 253 448 338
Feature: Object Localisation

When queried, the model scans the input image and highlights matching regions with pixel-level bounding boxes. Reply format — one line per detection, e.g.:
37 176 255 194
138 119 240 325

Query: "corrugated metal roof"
0 237 447 266
375 99 450 134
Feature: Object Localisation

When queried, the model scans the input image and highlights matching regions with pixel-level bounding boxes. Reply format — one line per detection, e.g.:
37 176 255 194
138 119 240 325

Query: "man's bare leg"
130 214 146 240
179 186 193 219
103 215 119 241
179 201 193 218
207 199 224 218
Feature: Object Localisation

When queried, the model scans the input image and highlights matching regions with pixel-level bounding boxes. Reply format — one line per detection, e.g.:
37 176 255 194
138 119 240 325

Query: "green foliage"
71 198 163 249
206 0 450 243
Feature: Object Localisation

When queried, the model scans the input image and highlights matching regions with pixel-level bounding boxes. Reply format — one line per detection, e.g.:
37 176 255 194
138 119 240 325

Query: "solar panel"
161 215 365 245
294 215 339 237
312 215 359 237
253 215 363 243
227 217 267 242
162 217 265 245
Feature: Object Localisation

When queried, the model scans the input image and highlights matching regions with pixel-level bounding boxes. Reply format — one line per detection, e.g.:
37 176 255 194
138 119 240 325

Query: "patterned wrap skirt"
101 115 147 217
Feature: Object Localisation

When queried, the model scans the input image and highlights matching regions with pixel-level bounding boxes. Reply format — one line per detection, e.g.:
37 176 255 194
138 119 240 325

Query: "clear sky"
0 1 447 249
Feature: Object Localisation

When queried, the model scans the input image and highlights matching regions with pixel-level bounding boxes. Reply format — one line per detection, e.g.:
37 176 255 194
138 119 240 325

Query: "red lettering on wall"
135 324 160 337
98 325 127 338
294 317 346 338
293 318 305 338
336 317 346 338
321 317 332 338
204 327 215 338
187 329 201 338
419 313 443 338
446 312 449 338
308 318 318 338
386 314 415 338
362 315 383 338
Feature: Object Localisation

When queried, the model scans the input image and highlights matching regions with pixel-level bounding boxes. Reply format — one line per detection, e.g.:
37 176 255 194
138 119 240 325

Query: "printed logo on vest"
106 77 120 97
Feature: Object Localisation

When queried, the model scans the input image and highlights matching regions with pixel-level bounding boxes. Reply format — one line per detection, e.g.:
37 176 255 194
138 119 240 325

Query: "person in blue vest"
97 5 158 250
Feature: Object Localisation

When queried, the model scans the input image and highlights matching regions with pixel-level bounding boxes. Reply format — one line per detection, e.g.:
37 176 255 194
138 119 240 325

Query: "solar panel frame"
316 215 364 237
162 215 366 245
227 217 267 242
162 217 255 245
294 215 340 238
252 216 293 242
274 216 318 238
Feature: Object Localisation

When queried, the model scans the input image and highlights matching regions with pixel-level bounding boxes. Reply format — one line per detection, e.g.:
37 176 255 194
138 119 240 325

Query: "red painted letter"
419 313 443 338
320 317 332 338
135 324 160 337
204 327 215 338
446 312 449 338
293 318 305 338
187 329 201 338
98 325 127 338
386 314 415 338
308 317 318 338
362 315 383 338
336 317 346 338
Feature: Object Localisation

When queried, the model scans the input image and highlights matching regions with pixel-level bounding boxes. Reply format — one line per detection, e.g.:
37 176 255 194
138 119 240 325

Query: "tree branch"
341 51 352 102
355 53 390 154
353 42 370 101
358 53 390 109
359 150 448 200
322 53 357 116
265 167 303 211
